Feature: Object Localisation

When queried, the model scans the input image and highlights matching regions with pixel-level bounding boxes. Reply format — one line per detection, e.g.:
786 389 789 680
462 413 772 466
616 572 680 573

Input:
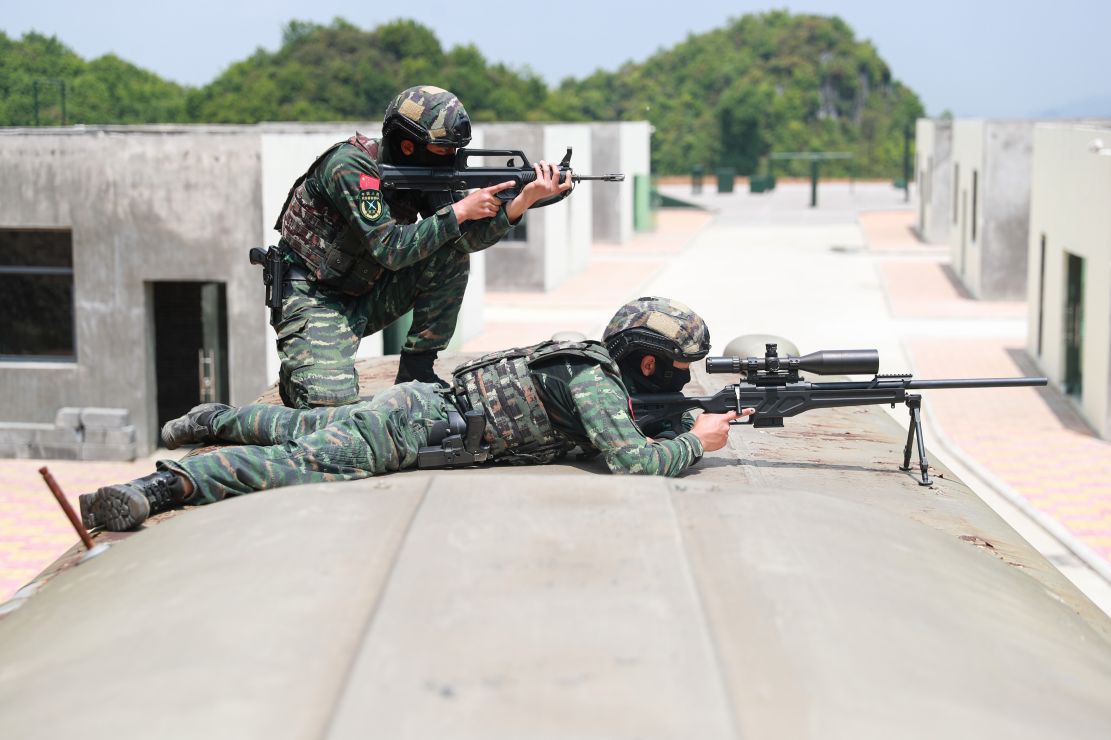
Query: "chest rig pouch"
451 339 622 465
274 134 390 296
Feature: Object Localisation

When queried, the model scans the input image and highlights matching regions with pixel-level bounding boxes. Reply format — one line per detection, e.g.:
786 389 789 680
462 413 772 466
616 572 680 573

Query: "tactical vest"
451 339 624 465
274 134 387 296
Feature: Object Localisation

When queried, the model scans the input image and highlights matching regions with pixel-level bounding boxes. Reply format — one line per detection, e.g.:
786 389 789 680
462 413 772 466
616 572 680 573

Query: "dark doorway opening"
151 282 229 440
1063 252 1085 398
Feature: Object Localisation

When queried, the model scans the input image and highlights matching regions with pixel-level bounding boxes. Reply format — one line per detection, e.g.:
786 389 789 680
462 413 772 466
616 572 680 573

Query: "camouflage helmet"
603 296 711 363
382 85 472 148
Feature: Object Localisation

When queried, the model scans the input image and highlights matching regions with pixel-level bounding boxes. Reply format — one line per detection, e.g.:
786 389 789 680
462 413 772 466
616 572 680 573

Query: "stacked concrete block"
0 408 136 460
78 408 138 461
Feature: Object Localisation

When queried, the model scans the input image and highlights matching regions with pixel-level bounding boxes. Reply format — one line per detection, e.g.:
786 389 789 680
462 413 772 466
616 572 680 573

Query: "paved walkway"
3 183 1109 603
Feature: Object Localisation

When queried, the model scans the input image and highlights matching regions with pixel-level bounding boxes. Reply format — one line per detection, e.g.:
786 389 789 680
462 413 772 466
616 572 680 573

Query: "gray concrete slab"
327 474 736 740
0 476 429 740
2 386 1109 738
676 487 1111 739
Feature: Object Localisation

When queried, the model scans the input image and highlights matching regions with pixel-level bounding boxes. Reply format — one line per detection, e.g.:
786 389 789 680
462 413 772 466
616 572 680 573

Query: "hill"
0 13 922 177
550 12 923 176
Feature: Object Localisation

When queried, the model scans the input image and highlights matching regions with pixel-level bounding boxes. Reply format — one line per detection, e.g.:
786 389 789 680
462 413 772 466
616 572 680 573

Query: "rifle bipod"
899 394 933 486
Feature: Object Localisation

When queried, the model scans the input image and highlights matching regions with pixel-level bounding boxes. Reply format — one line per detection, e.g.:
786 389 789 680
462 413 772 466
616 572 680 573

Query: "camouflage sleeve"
681 410 695 433
569 366 704 477
321 147 461 271
452 206 514 254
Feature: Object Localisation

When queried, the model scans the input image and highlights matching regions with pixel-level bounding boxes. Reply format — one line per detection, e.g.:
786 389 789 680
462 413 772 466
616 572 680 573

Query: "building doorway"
151 282 229 440
1063 253 1085 398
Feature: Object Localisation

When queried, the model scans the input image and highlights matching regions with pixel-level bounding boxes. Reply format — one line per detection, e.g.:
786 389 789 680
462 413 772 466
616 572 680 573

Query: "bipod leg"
899 395 932 486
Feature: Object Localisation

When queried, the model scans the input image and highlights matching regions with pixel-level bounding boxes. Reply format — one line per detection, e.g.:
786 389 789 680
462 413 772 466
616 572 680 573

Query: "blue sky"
4 0 1109 117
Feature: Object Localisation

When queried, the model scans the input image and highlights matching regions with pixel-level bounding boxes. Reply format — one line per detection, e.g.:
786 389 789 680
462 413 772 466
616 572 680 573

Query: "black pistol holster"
417 406 490 469
249 245 287 327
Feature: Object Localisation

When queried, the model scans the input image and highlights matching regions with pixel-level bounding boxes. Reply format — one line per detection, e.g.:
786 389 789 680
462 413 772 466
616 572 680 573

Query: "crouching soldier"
80 298 754 532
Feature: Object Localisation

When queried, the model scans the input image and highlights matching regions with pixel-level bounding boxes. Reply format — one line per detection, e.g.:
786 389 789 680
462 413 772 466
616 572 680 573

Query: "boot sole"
79 493 99 530
89 486 151 532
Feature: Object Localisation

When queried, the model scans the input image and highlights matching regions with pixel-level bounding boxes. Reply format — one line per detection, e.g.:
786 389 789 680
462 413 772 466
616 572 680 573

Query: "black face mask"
622 354 691 394
385 136 454 168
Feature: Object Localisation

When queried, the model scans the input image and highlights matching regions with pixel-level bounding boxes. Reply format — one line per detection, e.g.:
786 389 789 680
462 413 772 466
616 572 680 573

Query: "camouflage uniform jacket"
276 133 513 295
453 340 703 476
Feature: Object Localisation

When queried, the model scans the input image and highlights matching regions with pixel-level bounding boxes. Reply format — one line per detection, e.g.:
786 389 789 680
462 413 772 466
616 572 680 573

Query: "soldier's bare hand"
453 180 514 223
505 160 574 221
691 408 753 452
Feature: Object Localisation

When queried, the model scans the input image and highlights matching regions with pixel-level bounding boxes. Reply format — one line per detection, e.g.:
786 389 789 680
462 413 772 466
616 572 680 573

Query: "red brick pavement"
864 211 1111 565
0 455 177 599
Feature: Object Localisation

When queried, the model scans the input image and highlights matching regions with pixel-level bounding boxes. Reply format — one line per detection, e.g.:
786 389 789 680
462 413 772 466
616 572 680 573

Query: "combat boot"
395 351 448 387
160 402 230 449
78 471 189 532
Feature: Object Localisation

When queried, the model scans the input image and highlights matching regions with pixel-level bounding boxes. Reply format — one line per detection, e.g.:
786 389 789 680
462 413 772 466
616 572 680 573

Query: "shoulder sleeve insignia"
357 172 383 220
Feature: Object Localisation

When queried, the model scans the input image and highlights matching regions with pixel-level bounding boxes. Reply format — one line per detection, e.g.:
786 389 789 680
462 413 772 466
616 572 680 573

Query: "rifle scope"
706 348 879 376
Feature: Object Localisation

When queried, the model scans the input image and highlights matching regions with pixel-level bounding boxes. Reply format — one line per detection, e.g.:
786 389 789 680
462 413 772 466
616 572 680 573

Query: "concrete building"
1025 122 1111 439
480 123 594 291
913 118 953 244
949 120 1035 300
0 121 642 458
590 121 652 244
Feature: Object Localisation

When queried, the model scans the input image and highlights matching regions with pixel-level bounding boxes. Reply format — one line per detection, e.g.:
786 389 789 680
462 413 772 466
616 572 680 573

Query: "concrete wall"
590 121 651 244
1026 123 1111 439
950 120 1033 300
914 118 953 244
0 126 269 454
981 122 1034 298
481 123 594 291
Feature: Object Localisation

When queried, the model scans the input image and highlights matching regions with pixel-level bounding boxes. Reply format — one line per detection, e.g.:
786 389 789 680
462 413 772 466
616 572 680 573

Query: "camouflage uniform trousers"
276 245 469 408
157 383 451 505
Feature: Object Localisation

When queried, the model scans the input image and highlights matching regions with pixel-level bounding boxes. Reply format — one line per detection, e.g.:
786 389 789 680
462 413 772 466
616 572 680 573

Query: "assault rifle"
631 343 1048 486
377 147 624 210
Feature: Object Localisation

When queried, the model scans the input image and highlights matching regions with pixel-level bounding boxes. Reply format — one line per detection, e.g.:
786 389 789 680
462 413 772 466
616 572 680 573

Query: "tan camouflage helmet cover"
602 296 711 363
382 85 472 147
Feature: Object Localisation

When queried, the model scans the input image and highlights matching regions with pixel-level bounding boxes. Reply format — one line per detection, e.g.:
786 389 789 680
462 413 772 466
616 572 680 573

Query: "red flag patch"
359 174 380 191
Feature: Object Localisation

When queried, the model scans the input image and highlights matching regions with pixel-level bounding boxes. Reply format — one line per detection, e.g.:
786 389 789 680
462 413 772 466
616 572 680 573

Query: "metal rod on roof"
39 467 96 551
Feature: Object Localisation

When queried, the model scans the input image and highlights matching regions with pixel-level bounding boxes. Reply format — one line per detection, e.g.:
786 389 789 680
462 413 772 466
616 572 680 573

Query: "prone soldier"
79 298 755 532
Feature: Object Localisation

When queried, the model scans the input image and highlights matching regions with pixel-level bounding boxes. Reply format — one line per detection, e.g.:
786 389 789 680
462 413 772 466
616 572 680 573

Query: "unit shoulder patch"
358 188 383 221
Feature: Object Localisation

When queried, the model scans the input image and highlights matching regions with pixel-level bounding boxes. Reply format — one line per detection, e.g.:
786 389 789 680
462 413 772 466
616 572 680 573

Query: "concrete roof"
1 361 1109 738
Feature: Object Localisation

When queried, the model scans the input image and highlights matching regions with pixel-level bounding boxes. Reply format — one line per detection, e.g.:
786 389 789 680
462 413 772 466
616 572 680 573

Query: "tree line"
0 13 923 177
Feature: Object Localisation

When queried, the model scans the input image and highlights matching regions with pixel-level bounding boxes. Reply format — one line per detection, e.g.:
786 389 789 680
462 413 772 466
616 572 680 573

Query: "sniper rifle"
630 343 1048 486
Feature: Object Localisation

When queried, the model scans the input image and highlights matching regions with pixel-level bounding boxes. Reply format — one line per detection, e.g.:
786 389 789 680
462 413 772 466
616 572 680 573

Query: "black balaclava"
620 351 691 394
384 135 454 168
